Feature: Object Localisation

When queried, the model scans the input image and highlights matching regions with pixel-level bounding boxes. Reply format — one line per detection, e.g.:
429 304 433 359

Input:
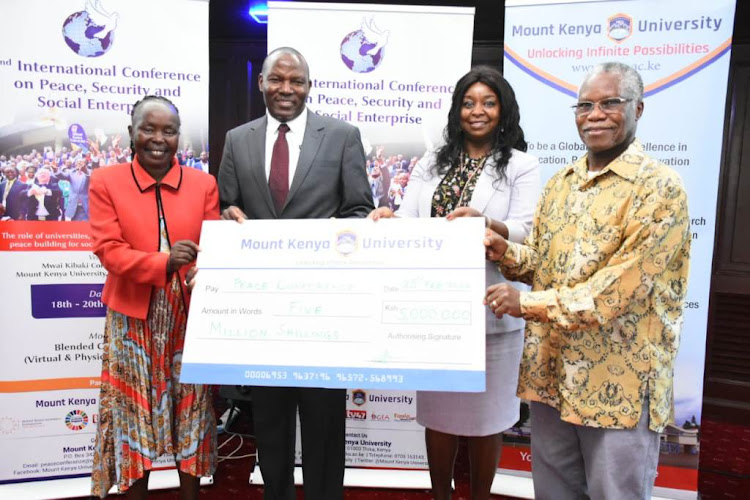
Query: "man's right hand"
221 205 248 223
367 207 395 220
484 228 509 262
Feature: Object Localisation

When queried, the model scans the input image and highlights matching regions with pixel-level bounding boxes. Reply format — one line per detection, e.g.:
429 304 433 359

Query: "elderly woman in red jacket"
88 96 218 499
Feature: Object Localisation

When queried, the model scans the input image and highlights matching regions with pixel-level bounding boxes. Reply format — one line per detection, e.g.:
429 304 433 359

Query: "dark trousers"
251 386 346 500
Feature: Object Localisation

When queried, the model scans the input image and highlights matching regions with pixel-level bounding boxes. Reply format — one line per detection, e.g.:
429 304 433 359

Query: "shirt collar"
267 107 308 136
567 139 644 184
131 156 182 192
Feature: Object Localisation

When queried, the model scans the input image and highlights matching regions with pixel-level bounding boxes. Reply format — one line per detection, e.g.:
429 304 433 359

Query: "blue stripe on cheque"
180 363 485 392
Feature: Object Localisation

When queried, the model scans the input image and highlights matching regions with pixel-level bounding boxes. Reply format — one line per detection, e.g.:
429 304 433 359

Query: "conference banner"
267 1 475 488
499 0 736 498
0 0 209 497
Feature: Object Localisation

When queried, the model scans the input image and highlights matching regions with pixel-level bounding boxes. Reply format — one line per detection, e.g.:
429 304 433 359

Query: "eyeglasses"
571 97 633 116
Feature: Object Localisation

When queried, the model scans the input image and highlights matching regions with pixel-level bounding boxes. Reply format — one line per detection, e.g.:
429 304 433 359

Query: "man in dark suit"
23 167 62 221
0 166 26 220
217 47 373 500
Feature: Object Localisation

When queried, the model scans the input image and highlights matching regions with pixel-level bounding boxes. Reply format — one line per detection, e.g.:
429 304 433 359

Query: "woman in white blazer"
369 66 540 500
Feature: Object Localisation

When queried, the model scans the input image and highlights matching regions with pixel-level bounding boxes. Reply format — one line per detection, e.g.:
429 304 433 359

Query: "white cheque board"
181 217 486 391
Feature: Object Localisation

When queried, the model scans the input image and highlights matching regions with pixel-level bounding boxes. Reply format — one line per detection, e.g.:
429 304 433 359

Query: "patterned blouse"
499 140 691 432
431 154 488 217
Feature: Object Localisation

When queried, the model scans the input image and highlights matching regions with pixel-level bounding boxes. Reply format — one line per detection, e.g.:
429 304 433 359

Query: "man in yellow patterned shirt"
484 62 691 499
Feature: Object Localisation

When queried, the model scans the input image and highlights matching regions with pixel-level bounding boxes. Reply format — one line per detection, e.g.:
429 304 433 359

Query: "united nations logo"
336 230 358 255
352 389 366 406
65 410 89 431
608 13 632 43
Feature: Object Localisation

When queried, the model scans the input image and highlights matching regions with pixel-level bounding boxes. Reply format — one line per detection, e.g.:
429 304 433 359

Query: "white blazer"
397 148 541 334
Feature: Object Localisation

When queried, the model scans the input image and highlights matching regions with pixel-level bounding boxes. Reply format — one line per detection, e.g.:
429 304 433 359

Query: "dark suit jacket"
23 182 62 221
217 110 371 498
373 164 391 208
218 111 373 219
0 179 26 220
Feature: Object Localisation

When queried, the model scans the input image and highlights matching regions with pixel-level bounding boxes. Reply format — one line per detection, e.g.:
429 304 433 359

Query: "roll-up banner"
0 1 209 498
497 1 736 498
265 1 475 489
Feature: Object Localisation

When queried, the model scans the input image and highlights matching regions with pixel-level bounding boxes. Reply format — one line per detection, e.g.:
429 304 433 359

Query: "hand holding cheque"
482 229 521 318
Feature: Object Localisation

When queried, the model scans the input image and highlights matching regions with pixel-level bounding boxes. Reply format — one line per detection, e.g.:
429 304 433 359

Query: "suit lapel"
247 117 277 215
469 158 502 213
418 172 442 217
285 112 324 208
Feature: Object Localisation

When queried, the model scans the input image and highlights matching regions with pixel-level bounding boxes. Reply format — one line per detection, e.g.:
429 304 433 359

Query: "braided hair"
129 95 181 151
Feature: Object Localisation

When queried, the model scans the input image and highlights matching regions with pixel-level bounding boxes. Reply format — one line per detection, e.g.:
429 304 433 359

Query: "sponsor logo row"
0 409 97 435
345 409 416 422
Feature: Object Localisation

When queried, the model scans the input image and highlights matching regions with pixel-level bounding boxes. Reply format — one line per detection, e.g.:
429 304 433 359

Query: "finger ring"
491 300 497 308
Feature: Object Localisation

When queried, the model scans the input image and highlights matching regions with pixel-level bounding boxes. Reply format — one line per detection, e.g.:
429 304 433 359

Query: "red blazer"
89 158 220 319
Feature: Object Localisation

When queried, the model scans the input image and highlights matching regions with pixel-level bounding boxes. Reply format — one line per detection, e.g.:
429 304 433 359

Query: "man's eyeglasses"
571 97 633 116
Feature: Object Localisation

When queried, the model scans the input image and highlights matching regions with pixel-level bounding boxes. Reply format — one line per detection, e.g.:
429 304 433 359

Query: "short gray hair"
580 62 644 102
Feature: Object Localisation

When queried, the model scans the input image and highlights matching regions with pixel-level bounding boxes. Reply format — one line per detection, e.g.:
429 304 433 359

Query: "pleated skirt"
90 277 216 497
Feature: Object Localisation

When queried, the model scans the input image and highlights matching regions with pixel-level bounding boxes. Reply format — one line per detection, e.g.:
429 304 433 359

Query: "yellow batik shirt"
499 140 691 432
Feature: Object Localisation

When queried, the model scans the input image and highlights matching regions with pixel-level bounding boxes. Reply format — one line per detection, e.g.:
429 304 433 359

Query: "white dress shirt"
264 108 308 188
2 178 15 205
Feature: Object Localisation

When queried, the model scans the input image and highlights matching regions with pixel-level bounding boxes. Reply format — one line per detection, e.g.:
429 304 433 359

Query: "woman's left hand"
446 207 482 219
185 266 199 292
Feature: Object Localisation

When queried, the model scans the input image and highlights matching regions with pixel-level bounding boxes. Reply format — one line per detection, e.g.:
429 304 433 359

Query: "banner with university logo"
497 0 736 498
265 1 475 489
0 0 209 497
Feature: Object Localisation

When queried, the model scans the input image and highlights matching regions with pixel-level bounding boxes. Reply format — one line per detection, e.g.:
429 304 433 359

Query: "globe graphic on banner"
340 30 385 73
62 11 115 57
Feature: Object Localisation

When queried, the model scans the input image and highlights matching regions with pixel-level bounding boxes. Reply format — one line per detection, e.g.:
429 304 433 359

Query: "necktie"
269 123 290 213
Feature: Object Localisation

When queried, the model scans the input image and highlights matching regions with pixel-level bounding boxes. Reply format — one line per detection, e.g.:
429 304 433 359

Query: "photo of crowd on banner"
1 138 416 222
366 147 419 211
0 140 209 222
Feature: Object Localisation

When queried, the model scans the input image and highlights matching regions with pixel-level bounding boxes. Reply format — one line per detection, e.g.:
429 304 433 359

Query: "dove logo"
340 16 389 73
62 0 119 58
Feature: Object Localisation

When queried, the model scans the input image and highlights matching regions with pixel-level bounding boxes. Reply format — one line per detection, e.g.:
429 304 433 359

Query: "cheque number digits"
244 370 287 380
